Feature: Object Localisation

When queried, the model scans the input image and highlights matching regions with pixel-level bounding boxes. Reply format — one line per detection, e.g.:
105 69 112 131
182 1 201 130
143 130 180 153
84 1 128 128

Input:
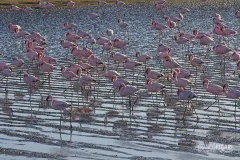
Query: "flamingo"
46 95 72 131
146 78 166 104
124 58 142 81
145 67 164 80
13 57 24 80
223 84 240 109
203 79 224 110
177 88 197 120
119 83 138 113
8 23 21 32
10 5 20 11
38 53 57 64
188 53 204 73
60 40 77 59
111 75 129 88
14 28 30 38
98 0 107 7
106 29 114 37
24 7 33 14
152 20 168 42
232 52 240 62
136 52 151 70
69 62 83 75
163 56 182 71
39 61 57 87
180 8 190 14
1 67 13 91
64 22 77 30
66 32 81 43
66 1 75 7
88 55 104 75
235 11 240 19
96 37 110 45
113 38 128 53
116 0 125 7
167 71 191 88
103 65 120 80
155 3 168 11
175 68 192 79
157 44 170 52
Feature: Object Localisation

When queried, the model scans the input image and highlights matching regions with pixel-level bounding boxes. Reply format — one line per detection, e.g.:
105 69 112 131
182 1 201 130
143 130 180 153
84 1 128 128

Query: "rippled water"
0 2 240 160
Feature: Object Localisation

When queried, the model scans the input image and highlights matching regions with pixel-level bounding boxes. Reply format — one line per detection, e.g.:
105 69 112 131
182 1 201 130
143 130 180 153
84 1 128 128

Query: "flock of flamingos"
1 0 240 131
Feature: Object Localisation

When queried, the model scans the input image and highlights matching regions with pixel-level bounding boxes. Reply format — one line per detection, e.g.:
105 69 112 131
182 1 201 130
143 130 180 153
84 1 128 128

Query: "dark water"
0 2 240 160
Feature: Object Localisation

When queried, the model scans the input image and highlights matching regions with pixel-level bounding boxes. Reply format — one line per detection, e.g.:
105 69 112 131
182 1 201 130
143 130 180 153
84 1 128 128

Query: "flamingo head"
117 18 122 23
220 26 225 31
179 32 184 37
111 75 117 82
146 67 151 74
119 83 126 90
146 78 152 85
60 40 64 44
113 38 119 42
135 52 140 57
71 47 77 54
165 16 170 21
13 56 18 61
64 22 68 26
8 23 12 29
78 60 83 65
37 52 43 59
24 73 29 77
111 52 116 58
14 27 19 33
174 68 180 74
151 20 156 25
46 95 53 102
177 88 184 96
188 53 193 61
203 79 209 86
60 66 66 72
222 83 229 91
193 29 198 35
66 32 71 36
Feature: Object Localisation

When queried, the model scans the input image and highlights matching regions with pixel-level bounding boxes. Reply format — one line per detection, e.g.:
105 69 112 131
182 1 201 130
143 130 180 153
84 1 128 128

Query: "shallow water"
0 2 240 160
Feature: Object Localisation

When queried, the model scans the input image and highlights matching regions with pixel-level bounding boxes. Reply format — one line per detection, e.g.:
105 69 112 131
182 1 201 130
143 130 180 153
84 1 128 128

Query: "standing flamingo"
46 95 72 131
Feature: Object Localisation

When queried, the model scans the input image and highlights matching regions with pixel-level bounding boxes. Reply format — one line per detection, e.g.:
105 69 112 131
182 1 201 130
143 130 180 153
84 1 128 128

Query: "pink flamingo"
66 1 75 7
69 62 83 75
46 95 72 131
157 44 170 52
96 37 110 45
98 0 107 7
103 65 120 80
177 88 197 120
145 67 164 80
10 5 20 11
14 28 30 38
60 40 77 59
38 53 56 64
0 62 11 72
24 7 33 14
1 67 13 91
175 68 192 79
232 52 240 62
136 52 151 70
113 38 128 53
8 23 21 32
116 0 125 7
119 83 138 113
223 84 240 112
112 75 129 88
102 42 113 58
155 3 168 11
118 18 128 28
88 55 104 76
235 11 240 19
64 22 77 30
23 73 40 88
188 53 204 73
180 7 190 14
167 71 191 88
165 17 177 29
157 0 166 4
66 32 81 43
163 56 182 72
203 79 224 110
124 58 142 81
39 61 57 86
146 78 166 104
13 57 24 80
26 41 45 53
152 20 168 42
